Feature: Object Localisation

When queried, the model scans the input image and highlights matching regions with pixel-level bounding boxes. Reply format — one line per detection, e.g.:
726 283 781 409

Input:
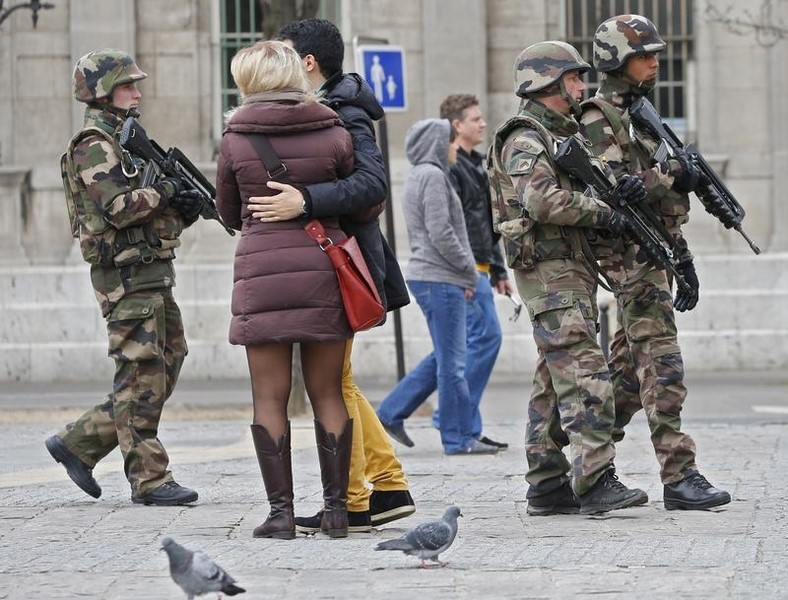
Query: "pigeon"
160 537 246 599
374 505 462 568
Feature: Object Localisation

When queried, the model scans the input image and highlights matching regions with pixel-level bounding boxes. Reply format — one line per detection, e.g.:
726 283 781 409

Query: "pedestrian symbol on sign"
355 45 407 112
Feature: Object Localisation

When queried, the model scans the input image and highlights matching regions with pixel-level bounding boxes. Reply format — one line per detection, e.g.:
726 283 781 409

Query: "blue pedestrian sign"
355 45 407 112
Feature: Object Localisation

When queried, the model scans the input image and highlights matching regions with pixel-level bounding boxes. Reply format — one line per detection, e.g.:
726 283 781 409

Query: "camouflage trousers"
602 249 697 485
515 259 616 496
58 289 187 497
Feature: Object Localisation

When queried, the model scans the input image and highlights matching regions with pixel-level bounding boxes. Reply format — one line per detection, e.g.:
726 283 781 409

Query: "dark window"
218 1 341 114
219 0 264 115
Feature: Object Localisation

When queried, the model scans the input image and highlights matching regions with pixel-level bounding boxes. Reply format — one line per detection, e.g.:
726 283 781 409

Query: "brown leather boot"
250 422 295 539
314 419 352 538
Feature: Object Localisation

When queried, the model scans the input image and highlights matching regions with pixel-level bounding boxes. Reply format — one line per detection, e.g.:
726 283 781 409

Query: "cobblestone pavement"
1 372 787 599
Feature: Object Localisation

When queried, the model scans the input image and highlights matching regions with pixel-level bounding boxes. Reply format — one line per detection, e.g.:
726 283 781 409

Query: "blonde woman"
216 40 354 539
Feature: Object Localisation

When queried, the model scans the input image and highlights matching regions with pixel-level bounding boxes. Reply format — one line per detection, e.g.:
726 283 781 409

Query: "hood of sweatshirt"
404 118 450 171
321 72 385 121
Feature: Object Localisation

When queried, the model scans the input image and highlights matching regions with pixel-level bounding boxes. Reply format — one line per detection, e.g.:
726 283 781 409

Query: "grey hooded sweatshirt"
402 118 478 291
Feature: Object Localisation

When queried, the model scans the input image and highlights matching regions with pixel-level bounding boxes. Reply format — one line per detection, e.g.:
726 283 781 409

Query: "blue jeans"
377 280 473 453
433 272 502 435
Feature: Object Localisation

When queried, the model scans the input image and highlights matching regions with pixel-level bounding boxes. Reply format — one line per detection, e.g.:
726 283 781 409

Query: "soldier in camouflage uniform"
579 15 731 510
45 49 201 506
488 41 648 515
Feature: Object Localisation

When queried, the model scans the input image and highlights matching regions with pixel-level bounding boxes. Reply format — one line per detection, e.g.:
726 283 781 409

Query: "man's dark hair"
278 18 344 79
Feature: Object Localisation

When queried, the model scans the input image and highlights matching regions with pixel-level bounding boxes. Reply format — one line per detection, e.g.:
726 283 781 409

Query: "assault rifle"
628 96 760 254
554 136 691 293
119 117 235 236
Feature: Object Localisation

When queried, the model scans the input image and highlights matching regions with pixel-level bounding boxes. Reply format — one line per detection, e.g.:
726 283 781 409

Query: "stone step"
1 287 780 344
1 323 782 383
675 290 788 331
1 255 786 381
692 252 788 291
1 254 782 306
0 264 234 305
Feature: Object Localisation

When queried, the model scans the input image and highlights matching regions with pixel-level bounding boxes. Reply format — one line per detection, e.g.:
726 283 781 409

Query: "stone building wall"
0 0 785 382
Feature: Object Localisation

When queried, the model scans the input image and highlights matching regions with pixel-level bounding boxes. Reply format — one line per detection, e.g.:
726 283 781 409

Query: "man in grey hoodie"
377 118 496 455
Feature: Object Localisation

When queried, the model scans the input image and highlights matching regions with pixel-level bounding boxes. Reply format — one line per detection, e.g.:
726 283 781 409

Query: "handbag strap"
245 133 327 244
303 218 332 248
246 134 292 183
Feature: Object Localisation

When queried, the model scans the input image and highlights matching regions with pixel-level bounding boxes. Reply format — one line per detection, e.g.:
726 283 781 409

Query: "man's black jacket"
304 72 409 313
450 147 508 286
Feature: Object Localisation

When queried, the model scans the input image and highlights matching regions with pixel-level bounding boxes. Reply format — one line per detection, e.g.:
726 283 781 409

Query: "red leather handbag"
303 219 384 332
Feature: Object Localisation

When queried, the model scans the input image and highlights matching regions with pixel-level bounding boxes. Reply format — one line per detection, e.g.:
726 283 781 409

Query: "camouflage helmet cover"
73 49 147 103
514 41 590 97
593 14 667 72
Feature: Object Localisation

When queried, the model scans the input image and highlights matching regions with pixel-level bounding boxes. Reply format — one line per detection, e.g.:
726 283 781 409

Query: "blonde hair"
230 40 311 97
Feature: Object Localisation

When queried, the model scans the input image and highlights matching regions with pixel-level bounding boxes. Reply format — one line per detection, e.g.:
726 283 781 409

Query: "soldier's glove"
152 177 182 202
600 210 629 238
614 174 647 206
674 259 699 312
169 188 203 220
668 151 699 194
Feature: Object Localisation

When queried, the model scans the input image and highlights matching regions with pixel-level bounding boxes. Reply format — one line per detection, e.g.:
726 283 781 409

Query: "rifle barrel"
736 225 762 255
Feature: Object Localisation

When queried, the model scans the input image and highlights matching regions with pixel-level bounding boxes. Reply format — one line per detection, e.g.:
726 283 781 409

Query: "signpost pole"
353 36 408 381
375 115 405 380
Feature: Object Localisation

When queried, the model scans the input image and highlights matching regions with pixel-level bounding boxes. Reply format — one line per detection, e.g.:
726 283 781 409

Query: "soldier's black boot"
578 468 648 515
663 470 731 510
45 435 102 498
250 422 296 539
314 419 353 538
132 482 198 506
526 476 580 516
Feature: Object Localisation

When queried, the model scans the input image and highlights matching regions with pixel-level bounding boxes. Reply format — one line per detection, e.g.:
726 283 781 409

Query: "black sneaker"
45 435 101 499
369 490 416 526
478 435 509 450
132 481 198 506
527 481 580 516
578 469 648 515
664 470 731 510
294 509 371 534
380 420 415 448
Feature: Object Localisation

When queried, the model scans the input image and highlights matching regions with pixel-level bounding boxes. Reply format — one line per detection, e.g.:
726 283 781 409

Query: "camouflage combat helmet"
514 41 590 98
73 49 147 103
593 14 666 72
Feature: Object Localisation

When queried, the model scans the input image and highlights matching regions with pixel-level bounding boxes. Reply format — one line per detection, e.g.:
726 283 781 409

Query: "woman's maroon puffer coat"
216 98 354 345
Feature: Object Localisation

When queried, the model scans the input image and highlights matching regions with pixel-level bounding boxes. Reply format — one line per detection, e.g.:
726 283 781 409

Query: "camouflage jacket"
63 106 190 316
579 75 692 261
488 100 614 271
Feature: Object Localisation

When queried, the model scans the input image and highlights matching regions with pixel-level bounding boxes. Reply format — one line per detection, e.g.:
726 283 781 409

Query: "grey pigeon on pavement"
160 537 246 599
375 505 462 568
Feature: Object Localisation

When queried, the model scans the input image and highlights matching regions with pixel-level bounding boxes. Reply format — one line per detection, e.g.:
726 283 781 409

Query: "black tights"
246 341 348 439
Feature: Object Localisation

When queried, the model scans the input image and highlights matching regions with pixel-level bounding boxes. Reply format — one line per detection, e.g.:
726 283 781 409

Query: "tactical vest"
582 96 686 218
61 127 162 267
488 115 584 271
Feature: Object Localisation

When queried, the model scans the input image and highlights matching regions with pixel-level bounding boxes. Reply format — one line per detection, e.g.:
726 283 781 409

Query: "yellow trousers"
343 339 409 511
